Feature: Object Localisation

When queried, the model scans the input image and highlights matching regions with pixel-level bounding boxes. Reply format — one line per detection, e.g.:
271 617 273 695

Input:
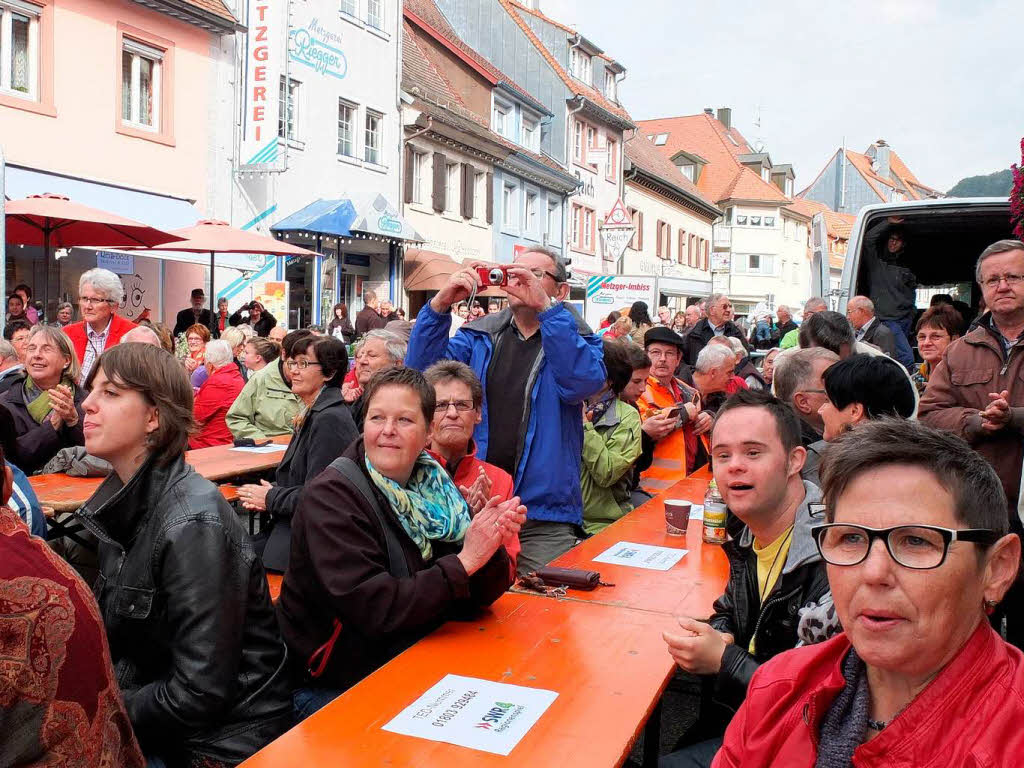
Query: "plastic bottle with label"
702 479 728 544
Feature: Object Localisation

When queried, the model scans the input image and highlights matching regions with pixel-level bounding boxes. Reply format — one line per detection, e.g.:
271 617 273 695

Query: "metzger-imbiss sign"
584 275 658 328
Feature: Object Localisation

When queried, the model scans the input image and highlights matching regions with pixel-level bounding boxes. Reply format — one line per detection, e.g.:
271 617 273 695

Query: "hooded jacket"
581 396 642 535
709 481 832 710
406 302 606 526
75 455 292 766
226 360 300 441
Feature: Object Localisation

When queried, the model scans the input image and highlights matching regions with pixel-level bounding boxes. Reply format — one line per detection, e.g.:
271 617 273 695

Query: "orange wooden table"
29 435 291 513
539 468 726 617
240 592 685 768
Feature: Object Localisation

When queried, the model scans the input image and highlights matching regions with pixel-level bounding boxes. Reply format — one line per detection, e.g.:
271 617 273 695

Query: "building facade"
800 139 943 216
638 108 811 315
0 0 238 325
234 0 414 326
621 134 721 311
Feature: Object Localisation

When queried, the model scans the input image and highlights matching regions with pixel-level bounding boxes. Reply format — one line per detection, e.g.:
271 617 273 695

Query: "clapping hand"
458 468 493 516
47 385 78 430
663 617 734 676
458 495 527 575
981 390 1011 432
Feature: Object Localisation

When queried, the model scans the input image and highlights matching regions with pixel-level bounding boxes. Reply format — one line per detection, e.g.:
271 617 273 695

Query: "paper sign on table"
688 504 704 519
229 444 288 454
592 541 688 571
382 674 558 756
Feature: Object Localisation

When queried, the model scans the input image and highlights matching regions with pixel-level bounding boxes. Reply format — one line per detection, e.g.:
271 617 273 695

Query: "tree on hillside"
947 169 1013 198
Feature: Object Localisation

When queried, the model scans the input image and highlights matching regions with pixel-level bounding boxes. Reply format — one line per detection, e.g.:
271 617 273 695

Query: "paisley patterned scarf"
365 451 470 560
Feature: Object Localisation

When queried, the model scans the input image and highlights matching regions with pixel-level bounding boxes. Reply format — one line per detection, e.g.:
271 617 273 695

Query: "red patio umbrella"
133 219 319 319
4 193 179 317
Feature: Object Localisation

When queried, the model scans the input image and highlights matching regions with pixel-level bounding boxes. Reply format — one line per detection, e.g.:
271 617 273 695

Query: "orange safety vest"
637 375 698 494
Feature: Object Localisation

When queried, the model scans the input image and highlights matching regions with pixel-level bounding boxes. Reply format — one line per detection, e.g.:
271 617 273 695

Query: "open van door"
810 212 830 303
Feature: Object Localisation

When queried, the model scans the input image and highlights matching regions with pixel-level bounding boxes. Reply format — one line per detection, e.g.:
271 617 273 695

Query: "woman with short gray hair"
63 267 138 384
191 339 246 448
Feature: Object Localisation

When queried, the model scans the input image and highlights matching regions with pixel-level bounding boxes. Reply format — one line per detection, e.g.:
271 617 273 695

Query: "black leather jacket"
708 481 832 711
76 455 292 766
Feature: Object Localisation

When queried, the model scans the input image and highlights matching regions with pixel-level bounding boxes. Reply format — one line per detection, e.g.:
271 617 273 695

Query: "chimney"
528 0 542 9
874 139 891 179
703 107 714 116
717 107 732 129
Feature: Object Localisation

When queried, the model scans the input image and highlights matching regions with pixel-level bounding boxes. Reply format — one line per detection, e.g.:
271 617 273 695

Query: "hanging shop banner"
255 280 289 326
584 274 658 329
240 0 288 171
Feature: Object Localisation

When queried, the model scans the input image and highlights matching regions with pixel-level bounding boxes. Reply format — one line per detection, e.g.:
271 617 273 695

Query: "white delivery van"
811 198 1014 321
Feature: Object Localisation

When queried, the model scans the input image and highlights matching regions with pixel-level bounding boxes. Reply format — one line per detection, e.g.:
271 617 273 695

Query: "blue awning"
272 193 422 242
4 165 200 230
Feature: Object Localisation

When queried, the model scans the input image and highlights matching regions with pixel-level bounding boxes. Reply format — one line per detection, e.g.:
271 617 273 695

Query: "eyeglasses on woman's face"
810 516 999 570
79 295 114 307
284 359 321 370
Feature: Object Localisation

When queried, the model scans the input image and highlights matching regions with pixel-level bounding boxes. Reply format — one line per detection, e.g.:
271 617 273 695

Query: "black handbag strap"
327 457 411 579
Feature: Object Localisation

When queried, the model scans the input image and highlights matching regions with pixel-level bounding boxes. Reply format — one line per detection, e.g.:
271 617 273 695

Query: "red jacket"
714 621 1024 768
429 442 520 572
190 364 246 448
64 314 138 364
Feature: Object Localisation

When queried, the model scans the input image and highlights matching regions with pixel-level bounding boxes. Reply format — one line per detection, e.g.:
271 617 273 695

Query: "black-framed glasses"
810 521 1000 570
526 268 561 282
434 399 475 413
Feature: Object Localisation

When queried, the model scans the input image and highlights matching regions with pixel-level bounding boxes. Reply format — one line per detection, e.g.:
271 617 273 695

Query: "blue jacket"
8 461 44 538
407 302 606 525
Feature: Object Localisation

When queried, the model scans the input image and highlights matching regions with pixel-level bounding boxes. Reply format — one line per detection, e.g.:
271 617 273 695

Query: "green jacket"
581 397 642 536
226 360 300 441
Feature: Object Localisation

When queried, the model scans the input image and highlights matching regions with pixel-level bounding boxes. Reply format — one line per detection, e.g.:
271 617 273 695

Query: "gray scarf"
814 649 870 768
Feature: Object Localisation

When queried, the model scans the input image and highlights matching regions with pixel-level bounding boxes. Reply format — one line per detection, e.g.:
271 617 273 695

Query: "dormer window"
785 178 794 196
522 113 539 152
605 70 616 102
671 149 707 184
569 47 591 85
492 98 511 138
653 133 668 146
761 166 770 182
680 164 695 182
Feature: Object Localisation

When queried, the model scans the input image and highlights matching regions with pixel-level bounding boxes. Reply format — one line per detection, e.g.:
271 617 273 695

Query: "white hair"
357 329 406 363
121 326 162 347
79 268 124 305
848 295 875 314
204 339 233 367
726 336 746 356
220 327 245 349
695 343 735 374
236 323 257 340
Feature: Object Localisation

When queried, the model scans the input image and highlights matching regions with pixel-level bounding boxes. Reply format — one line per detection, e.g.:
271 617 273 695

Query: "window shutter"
638 212 644 249
679 230 685 264
666 225 672 261
656 220 663 258
485 172 494 224
432 152 446 213
461 164 473 219
403 147 415 204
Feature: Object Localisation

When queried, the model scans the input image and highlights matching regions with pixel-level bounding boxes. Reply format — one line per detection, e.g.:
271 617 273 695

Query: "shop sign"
96 251 134 274
290 19 348 79
240 0 287 170
255 280 289 326
583 274 657 328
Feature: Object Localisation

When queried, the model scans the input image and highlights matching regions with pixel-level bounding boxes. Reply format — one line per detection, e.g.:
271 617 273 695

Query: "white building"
232 0 417 326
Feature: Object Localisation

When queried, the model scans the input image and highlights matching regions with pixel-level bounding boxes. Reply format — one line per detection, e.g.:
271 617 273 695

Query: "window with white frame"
412 151 428 205
278 76 299 139
364 109 382 164
337 99 356 157
761 166 770 182
583 207 594 251
366 0 383 30
785 177 794 196
122 38 163 130
605 137 617 181
473 172 485 221
680 164 695 182
742 254 774 274
570 205 582 248
492 101 510 137
339 0 357 17
502 182 518 229
764 216 775 227
573 120 584 163
444 162 459 213
0 1 39 98
524 189 538 234
586 126 596 158
569 47 591 85
605 70 616 102
546 200 559 242
522 114 539 152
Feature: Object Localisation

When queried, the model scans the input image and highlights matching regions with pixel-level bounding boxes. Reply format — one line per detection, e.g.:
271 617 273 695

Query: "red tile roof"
802 146 942 205
499 0 633 125
635 113 791 205
402 22 467 112
180 0 236 23
404 0 544 113
624 135 718 213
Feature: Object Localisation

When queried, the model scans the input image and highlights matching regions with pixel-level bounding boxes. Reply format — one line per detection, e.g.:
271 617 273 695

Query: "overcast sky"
539 0 1022 193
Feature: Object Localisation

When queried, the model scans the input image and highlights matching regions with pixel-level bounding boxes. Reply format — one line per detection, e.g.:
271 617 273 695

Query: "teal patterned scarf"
365 451 471 560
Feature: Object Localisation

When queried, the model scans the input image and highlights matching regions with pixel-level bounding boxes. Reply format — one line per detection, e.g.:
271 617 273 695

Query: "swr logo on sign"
474 702 514 730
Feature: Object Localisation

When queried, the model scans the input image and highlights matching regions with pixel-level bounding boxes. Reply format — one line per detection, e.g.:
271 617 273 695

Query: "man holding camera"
229 300 277 337
407 248 606 575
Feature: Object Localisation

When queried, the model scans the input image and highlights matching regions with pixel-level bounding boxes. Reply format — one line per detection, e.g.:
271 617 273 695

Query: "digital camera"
476 265 510 287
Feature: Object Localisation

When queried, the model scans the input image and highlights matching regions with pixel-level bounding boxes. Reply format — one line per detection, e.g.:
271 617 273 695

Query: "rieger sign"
584 275 658 329
241 1 287 170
